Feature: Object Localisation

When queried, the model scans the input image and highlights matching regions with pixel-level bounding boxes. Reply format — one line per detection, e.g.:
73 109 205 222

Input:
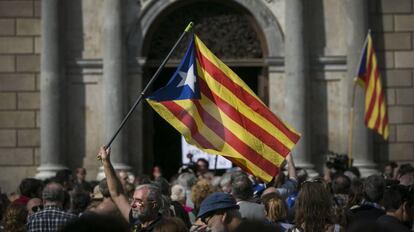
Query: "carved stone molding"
145 1 263 60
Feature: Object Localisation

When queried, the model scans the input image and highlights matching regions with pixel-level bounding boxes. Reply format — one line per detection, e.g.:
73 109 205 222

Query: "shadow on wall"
308 0 328 174
64 0 85 170
369 0 389 168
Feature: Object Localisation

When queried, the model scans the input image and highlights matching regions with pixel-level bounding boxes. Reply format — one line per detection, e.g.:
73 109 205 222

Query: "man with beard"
97 147 163 231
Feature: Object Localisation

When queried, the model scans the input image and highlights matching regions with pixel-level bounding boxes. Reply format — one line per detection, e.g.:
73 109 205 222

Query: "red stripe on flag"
364 51 379 124
191 100 278 176
161 100 278 176
373 95 382 131
195 48 300 143
373 94 384 132
160 101 218 150
198 78 291 156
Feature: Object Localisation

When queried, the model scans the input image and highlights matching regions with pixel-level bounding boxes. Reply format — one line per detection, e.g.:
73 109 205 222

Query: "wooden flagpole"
347 78 358 167
348 30 371 167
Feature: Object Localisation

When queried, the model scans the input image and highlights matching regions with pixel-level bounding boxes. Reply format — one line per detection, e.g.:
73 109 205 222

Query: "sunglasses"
31 205 43 212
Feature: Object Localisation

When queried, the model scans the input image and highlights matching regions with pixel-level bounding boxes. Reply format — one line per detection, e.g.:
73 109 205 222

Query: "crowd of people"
0 147 413 232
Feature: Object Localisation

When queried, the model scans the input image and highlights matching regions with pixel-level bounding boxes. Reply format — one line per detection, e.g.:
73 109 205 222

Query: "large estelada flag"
357 32 389 140
146 35 301 182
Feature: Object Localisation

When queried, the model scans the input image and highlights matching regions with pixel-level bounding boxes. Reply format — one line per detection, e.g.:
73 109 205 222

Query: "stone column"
345 0 377 177
285 0 317 176
98 0 131 179
36 0 68 179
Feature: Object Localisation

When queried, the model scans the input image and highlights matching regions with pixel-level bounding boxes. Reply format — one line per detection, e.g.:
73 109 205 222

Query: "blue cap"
197 192 239 219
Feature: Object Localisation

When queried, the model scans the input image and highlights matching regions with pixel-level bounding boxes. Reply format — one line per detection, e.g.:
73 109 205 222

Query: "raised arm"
286 153 297 180
97 146 131 221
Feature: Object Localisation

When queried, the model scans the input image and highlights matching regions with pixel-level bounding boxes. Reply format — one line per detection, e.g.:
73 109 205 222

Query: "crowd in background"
0 148 413 232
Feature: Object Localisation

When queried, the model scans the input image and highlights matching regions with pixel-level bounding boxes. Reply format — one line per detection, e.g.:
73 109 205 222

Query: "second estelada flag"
146 35 301 182
357 32 389 140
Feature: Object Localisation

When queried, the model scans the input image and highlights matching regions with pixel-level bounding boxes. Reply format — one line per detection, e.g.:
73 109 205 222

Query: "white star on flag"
177 64 196 92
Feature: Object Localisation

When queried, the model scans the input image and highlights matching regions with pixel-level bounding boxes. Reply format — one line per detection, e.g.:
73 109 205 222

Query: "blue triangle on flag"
148 37 200 101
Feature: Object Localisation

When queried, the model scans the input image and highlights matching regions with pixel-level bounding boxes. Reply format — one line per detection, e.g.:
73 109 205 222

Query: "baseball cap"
197 192 239 219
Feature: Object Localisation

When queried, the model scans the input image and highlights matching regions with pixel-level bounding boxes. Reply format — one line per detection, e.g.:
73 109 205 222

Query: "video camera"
325 152 349 173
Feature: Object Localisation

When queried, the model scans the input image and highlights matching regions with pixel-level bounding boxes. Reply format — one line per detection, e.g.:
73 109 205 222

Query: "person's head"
75 168 87 182
124 182 136 199
176 172 197 191
196 158 209 175
198 192 241 232
26 198 43 216
134 174 152 186
152 166 162 179
295 180 333 231
70 190 91 215
331 174 351 195
153 177 171 196
55 169 74 190
98 178 110 198
398 164 414 186
131 184 162 223
261 192 288 223
42 182 65 206
363 174 385 203
219 172 233 194
231 175 253 201
348 179 364 207
1 203 28 232
191 179 214 213
118 170 129 186
382 184 414 222
153 216 187 232
170 184 186 204
18 178 43 198
384 162 398 179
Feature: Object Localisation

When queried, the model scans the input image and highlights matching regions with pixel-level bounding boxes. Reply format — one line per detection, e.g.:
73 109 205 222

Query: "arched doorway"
141 0 270 179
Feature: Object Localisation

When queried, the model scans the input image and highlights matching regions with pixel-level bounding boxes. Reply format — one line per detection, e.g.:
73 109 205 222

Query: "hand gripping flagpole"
99 22 194 159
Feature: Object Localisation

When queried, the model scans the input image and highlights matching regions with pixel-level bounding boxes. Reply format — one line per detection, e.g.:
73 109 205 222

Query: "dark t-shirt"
129 211 163 232
347 204 385 228
377 214 411 232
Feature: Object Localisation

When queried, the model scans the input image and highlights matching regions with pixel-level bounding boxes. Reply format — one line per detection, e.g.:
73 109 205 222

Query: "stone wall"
0 0 414 193
369 0 414 165
0 0 41 193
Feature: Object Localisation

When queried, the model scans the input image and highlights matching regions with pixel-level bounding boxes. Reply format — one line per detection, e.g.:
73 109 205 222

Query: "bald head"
42 182 64 204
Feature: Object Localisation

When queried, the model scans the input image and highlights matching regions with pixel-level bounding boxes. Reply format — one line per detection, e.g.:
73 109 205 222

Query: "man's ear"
402 201 410 213
152 201 158 209
222 212 231 224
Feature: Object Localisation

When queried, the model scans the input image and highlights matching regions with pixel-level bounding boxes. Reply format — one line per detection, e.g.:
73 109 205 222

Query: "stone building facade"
0 0 413 193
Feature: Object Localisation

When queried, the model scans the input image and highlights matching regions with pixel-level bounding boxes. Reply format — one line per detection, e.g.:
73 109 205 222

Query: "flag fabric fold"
146 35 301 182
357 32 389 140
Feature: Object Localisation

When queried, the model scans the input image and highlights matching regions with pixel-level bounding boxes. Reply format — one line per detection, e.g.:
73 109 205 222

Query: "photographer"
324 152 349 183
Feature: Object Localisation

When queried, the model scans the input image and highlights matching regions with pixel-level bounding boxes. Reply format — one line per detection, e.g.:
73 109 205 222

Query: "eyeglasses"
201 215 212 225
201 212 223 225
131 199 155 206
31 205 43 212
